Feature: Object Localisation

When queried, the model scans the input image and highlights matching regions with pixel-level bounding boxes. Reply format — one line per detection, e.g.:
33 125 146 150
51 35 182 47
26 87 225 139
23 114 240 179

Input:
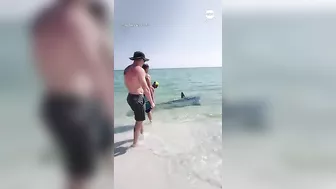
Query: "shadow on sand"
114 125 134 134
222 100 269 132
114 139 133 157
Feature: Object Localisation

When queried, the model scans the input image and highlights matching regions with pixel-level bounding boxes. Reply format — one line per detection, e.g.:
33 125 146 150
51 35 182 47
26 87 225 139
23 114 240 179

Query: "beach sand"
114 124 220 189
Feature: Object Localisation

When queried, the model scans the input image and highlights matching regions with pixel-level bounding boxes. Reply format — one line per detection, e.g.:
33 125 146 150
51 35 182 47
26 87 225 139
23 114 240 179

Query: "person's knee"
135 121 143 125
135 121 143 130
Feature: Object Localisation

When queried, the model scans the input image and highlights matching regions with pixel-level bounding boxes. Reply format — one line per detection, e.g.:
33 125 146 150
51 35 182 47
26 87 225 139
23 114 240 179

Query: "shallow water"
114 67 222 188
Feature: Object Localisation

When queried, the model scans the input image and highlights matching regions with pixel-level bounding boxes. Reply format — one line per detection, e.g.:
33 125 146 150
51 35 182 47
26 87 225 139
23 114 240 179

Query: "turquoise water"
114 67 222 120
114 67 222 188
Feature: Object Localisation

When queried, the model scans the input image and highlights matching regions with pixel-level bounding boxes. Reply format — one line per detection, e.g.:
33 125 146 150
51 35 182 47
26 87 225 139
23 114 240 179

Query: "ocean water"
0 21 66 189
114 67 222 188
223 13 336 189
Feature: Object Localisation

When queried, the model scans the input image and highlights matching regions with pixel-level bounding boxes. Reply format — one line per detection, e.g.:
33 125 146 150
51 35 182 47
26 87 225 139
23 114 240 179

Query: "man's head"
130 51 149 66
142 64 149 73
152 81 159 89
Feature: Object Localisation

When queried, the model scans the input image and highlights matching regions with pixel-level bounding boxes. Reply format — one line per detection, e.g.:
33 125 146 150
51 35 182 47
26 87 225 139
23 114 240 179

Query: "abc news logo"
205 10 215 19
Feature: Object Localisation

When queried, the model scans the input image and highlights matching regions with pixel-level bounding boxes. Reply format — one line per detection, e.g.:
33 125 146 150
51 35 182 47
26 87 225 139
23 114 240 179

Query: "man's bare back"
33 1 106 99
124 65 145 95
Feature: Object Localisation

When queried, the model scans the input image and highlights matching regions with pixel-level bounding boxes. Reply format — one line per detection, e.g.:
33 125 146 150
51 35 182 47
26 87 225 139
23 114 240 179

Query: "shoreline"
113 125 174 189
113 124 220 189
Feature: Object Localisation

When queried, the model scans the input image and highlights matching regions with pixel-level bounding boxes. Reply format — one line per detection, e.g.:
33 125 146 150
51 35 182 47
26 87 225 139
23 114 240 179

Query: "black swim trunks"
144 96 152 113
41 93 113 178
127 93 145 121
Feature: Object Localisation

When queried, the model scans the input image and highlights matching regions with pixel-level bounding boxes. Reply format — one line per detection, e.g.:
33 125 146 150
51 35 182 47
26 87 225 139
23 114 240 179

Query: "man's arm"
145 75 154 100
152 91 155 104
70 13 114 119
145 75 151 89
100 30 114 71
137 67 154 107
100 29 114 117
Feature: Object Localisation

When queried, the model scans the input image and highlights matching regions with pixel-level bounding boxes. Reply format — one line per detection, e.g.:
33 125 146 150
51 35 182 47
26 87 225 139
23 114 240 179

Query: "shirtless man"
32 0 113 189
124 51 155 147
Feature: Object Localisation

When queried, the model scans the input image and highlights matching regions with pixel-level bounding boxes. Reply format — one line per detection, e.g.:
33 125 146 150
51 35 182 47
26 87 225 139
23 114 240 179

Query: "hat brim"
129 57 149 62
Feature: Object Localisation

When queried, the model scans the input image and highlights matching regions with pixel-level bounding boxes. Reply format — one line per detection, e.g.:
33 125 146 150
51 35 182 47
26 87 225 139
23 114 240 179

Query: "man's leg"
141 123 144 134
96 108 113 172
42 95 97 189
148 111 153 122
64 125 96 189
133 115 144 135
132 121 143 146
67 177 90 189
129 94 145 146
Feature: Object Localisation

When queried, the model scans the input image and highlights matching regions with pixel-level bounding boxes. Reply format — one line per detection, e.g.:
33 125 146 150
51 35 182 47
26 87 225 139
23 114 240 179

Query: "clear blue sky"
1 0 336 69
114 0 222 69
1 0 336 19
223 0 336 13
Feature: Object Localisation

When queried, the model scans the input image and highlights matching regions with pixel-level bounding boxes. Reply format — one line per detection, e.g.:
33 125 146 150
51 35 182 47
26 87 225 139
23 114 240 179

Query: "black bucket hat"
129 51 149 62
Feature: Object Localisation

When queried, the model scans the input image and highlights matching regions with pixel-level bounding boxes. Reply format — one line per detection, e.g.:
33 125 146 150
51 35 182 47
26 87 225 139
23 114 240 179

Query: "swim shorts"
41 93 113 178
144 96 152 113
127 93 145 121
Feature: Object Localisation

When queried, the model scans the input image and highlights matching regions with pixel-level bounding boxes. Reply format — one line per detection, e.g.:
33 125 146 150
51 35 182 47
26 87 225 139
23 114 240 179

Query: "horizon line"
114 66 222 71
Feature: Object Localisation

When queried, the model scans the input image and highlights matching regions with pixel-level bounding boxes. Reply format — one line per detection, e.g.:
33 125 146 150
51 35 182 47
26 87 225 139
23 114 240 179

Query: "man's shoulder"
134 65 145 72
32 9 49 33
134 66 146 78
123 65 132 75
32 3 57 31
124 65 144 75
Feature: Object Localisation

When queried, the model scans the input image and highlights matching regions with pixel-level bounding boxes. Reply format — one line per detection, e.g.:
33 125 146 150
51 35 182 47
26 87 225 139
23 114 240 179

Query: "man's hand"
151 102 155 109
